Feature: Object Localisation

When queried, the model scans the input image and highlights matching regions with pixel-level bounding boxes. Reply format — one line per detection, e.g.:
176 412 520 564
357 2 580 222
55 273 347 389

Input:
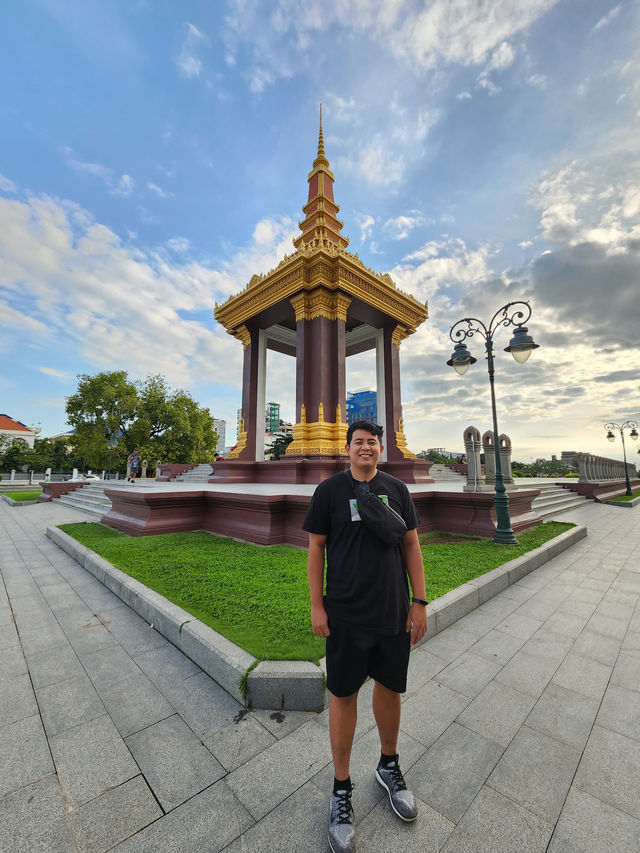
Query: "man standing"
127 449 140 483
303 420 428 853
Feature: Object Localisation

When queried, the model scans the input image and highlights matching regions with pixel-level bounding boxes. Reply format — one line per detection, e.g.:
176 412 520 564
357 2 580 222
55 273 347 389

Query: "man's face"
346 429 382 474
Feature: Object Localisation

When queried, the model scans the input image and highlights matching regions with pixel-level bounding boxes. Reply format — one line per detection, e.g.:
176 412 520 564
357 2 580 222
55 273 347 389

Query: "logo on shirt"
349 495 390 522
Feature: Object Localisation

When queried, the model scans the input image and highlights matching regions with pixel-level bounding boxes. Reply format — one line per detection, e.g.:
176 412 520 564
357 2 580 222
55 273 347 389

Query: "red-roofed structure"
0 415 38 448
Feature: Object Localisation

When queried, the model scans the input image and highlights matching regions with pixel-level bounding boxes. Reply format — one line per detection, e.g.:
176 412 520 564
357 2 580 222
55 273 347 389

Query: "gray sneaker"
376 757 418 822
329 787 355 853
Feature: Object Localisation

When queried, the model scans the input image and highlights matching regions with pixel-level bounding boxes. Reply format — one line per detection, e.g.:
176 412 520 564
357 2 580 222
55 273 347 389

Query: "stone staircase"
57 481 116 517
428 464 466 482
172 464 213 483
530 482 589 518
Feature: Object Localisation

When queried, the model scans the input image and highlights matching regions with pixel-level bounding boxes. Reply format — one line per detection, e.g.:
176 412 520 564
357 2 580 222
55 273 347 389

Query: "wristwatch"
412 597 428 606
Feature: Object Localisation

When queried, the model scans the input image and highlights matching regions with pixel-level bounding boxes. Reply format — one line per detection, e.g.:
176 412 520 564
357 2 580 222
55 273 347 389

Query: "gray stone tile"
407 723 503 822
520 630 574 663
621 629 640 656
539 610 590 639
405 647 448 695
468 629 526 665
586 612 628 640
99 675 175 738
26 644 84 689
37 673 105 736
495 612 543 641
133 643 201 690
422 625 478 663
571 629 622 666
250 708 319 740
312 725 425 822
161 671 243 740
551 651 612 700
0 714 54 799
82 644 144 692
514 596 561 622
548 788 640 853
441 785 553 853
400 681 470 747
68 775 163 853
611 650 640 693
433 651 502 699
597 684 640 742
495 650 559 698
457 680 537 747
574 724 640 818
0 644 27 680
0 672 38 726
18 623 69 657
50 714 140 808
52 604 96 633
226 718 331 820
0 621 19 652
526 683 599 750
113 780 254 853
223 781 326 853
125 714 225 811
357 793 455 852
65 621 118 656
0 775 74 853
488 725 581 822
103 608 167 656
203 712 276 772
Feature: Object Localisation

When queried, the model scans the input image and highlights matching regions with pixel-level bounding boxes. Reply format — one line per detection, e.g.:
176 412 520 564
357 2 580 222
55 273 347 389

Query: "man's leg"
329 691 358 780
372 680 401 754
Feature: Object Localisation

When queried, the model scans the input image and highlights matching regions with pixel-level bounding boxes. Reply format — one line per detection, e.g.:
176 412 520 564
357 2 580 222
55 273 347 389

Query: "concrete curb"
606 496 640 508
1 494 40 507
46 523 586 712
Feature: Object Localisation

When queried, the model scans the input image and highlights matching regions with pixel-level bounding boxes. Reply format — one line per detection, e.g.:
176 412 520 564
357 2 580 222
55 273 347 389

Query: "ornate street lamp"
604 420 638 496
447 301 539 545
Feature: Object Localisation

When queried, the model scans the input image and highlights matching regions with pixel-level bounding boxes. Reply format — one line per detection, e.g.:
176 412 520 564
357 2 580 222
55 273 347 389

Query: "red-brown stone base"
209 457 434 485
101 486 542 545
561 478 640 502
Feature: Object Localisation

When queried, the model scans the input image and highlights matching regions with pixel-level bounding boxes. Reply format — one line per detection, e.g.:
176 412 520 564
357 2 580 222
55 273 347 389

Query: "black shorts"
326 619 411 697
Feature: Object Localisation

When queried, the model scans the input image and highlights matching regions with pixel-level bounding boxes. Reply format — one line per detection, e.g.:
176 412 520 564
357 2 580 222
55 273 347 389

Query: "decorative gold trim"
233 324 251 349
227 418 247 459
286 405 348 456
395 417 416 459
391 324 409 348
214 248 428 335
290 288 351 322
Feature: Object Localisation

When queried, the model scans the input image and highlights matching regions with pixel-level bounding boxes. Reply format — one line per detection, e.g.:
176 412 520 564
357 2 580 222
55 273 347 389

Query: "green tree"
0 437 30 471
267 432 294 460
65 371 218 470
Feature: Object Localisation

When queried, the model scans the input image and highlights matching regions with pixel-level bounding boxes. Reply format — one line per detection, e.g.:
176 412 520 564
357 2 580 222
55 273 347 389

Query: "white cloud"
594 5 621 30
176 20 209 78
111 174 135 197
518 240 533 248
527 73 547 88
390 238 493 301
488 41 515 71
383 214 425 240
249 68 274 93
147 182 173 198
37 366 69 381
166 236 191 253
357 214 375 242
0 174 17 193
457 90 472 100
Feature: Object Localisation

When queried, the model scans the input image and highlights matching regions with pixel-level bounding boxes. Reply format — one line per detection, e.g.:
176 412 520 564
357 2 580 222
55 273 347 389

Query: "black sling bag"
344 471 407 546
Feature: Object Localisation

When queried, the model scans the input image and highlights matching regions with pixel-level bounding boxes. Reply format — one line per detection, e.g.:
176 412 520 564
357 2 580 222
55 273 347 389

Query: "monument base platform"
209 457 434 485
101 485 542 545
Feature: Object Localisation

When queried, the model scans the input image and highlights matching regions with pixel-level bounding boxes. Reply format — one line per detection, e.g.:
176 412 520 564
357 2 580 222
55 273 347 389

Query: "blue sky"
1 0 639 462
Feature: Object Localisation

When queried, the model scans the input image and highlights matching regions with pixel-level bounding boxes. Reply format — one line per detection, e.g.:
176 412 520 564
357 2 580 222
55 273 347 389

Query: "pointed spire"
294 108 349 252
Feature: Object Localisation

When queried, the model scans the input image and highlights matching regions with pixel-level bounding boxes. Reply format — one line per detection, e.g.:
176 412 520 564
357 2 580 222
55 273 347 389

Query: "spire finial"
318 103 325 159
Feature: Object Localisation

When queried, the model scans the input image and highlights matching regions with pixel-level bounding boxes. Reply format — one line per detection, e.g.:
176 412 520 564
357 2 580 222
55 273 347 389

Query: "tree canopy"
65 371 218 470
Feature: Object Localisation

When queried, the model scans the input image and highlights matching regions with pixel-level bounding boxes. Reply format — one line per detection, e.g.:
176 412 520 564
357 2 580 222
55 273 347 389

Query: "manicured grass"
609 490 640 502
58 521 573 662
2 489 42 501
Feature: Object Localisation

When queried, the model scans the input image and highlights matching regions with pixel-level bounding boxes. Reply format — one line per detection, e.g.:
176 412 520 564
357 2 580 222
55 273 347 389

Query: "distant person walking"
127 449 140 483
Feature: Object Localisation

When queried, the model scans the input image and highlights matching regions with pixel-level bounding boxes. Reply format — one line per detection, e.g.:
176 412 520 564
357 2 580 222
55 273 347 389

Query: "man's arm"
308 532 330 638
402 528 428 645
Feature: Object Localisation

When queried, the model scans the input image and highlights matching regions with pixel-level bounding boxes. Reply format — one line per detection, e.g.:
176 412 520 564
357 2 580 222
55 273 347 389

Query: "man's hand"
406 602 427 646
311 603 330 638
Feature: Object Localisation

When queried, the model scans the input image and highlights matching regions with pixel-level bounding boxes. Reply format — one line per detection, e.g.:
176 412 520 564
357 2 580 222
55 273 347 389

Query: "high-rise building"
266 402 280 433
213 419 226 451
346 391 377 425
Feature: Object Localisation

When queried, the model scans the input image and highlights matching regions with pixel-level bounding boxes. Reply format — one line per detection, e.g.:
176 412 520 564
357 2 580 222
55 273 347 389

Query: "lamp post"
447 301 539 545
604 420 638 496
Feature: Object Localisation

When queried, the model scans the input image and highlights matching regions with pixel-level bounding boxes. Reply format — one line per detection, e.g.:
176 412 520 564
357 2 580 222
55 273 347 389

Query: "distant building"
213 418 226 451
0 414 39 449
346 390 377 425
266 402 280 433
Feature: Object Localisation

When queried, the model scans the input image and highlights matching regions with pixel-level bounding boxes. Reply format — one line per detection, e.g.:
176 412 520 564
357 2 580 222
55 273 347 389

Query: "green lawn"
58 521 573 662
609 490 640 503
2 489 42 501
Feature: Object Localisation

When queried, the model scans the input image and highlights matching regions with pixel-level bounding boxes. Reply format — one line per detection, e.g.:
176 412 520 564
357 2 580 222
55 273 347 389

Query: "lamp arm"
487 301 533 338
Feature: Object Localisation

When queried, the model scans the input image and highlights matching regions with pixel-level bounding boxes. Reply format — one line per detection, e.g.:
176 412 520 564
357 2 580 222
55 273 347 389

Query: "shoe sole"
375 769 418 822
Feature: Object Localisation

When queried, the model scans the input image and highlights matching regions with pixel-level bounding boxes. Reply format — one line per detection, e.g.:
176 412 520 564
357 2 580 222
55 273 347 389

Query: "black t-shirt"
303 470 421 634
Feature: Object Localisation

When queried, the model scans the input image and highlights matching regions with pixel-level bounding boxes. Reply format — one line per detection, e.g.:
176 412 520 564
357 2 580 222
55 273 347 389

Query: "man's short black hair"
346 420 384 446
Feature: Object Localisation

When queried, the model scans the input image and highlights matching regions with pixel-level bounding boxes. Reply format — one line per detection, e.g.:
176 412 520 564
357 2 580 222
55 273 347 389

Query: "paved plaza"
1 497 639 852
